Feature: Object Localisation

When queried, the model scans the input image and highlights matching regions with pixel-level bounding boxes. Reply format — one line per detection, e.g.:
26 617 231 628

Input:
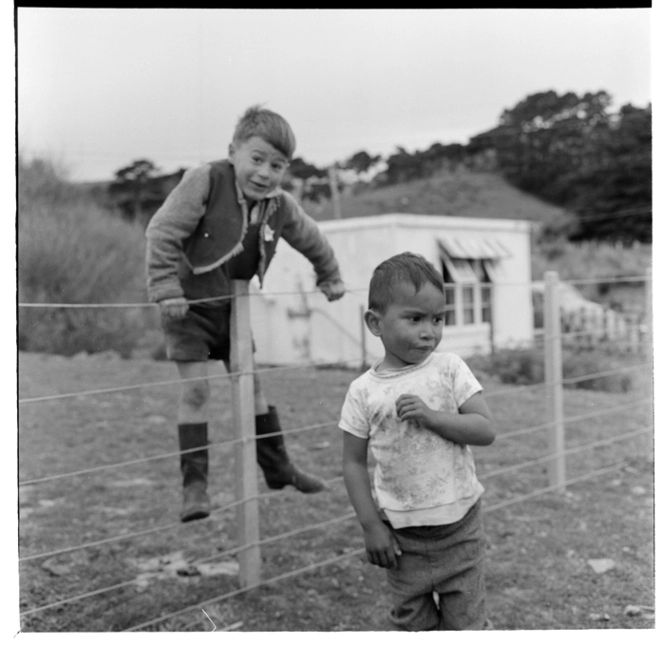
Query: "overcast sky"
17 8 651 182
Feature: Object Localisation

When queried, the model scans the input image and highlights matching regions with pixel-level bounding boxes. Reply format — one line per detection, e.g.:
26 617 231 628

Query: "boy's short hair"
368 252 445 313
233 105 297 160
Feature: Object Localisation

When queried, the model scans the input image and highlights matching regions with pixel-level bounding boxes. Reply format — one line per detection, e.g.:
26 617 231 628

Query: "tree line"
468 91 651 244
109 90 651 243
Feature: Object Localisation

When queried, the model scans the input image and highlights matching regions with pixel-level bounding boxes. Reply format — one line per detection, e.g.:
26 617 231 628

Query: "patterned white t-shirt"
340 351 485 528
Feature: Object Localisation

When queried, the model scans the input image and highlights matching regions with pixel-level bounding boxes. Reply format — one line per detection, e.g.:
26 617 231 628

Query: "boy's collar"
372 352 435 376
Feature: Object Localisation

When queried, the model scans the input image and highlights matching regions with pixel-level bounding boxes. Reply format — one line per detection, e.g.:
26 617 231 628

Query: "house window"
481 285 492 323
445 286 456 326
462 286 475 324
439 243 501 328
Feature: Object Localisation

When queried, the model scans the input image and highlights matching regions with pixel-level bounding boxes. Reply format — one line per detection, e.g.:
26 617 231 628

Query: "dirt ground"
17 351 655 632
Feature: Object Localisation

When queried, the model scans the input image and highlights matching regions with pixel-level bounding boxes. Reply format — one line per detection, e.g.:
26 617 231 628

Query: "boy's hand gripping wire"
159 297 190 322
319 278 346 302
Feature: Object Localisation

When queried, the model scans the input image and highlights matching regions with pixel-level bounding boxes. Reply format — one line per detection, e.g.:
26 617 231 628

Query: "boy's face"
229 136 289 203
369 280 445 370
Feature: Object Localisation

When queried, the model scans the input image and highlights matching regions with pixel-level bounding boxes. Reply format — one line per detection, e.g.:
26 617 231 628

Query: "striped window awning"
437 236 511 260
444 258 480 284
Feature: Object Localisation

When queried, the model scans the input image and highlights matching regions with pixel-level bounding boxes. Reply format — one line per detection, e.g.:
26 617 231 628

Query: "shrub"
18 152 80 208
18 156 151 357
467 347 545 386
560 348 636 393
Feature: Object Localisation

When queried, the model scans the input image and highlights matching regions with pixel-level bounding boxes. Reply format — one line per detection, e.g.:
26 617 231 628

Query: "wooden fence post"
645 268 653 415
544 271 566 492
230 280 261 588
328 165 342 220
360 305 368 371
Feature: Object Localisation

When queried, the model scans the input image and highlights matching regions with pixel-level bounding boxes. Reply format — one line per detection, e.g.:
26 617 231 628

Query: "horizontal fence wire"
23 458 634 627
560 363 649 387
558 329 646 343
19 396 649 561
498 397 650 442
16 286 369 309
18 343 649 407
195 510 356 566
19 579 145 619
17 273 649 310
483 462 628 514
19 475 345 564
18 358 365 405
20 508 356 618
19 418 652 615
534 329 646 345
18 364 651 487
122 546 367 632
17 273 652 628
483 381 549 399
122 459 632 632
566 275 648 287
20 363 649 488
19 420 339 487
481 426 651 481
484 362 648 401
19 379 649 557
18 343 650 561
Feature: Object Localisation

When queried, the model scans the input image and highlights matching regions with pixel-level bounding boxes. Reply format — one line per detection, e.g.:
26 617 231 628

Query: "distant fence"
559 308 646 353
534 309 647 354
533 274 649 355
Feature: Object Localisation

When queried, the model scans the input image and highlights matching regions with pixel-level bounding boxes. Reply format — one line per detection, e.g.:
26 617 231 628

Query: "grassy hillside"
304 166 570 225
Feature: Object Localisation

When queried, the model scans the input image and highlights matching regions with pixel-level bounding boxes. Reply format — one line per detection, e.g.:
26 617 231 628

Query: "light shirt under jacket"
340 351 484 528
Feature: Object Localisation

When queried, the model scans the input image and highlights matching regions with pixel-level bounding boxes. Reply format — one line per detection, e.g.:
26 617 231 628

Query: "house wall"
251 214 533 366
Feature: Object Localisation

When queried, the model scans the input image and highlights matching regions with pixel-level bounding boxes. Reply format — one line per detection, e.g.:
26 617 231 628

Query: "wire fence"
17 272 653 631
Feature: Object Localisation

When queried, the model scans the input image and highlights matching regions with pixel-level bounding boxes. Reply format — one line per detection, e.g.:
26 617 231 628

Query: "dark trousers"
386 500 487 631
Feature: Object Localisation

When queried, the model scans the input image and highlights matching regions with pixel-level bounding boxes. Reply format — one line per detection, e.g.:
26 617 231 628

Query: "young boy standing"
340 252 495 631
146 105 345 523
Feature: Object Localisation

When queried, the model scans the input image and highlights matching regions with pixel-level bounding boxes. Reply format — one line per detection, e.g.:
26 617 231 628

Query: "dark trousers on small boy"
386 500 488 631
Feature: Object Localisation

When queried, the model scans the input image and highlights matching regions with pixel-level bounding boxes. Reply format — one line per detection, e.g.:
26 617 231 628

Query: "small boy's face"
229 136 290 203
368 281 445 370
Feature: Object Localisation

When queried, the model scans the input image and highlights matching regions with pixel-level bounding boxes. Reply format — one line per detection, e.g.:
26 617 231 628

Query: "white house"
250 213 533 367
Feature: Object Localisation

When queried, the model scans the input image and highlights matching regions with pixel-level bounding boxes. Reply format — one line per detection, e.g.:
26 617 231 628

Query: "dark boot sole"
265 478 326 494
180 508 210 523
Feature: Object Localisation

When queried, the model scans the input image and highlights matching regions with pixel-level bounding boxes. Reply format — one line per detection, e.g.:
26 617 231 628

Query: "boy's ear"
364 309 383 337
228 143 235 163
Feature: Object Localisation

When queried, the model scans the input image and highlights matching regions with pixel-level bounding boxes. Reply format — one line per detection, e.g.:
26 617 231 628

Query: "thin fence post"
544 271 566 492
230 280 261 588
360 305 367 371
328 165 342 220
645 268 653 423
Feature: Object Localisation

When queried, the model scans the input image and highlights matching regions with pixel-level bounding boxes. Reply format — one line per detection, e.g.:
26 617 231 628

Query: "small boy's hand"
319 278 346 302
159 297 189 322
363 522 402 569
396 394 435 428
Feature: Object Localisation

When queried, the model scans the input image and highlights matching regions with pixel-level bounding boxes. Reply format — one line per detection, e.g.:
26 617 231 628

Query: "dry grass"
18 154 151 357
17 351 653 632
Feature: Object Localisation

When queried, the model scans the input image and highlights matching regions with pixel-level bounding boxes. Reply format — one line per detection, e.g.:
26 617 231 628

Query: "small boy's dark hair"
368 252 445 313
233 105 297 160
